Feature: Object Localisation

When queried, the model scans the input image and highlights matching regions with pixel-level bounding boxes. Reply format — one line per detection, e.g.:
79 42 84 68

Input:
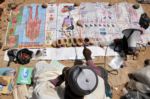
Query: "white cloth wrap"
29 61 110 99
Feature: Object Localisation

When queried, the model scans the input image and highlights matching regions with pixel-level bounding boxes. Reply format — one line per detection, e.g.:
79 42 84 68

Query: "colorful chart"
6 3 144 48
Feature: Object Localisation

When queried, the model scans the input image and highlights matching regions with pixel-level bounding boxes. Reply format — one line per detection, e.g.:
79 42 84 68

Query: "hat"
68 65 98 96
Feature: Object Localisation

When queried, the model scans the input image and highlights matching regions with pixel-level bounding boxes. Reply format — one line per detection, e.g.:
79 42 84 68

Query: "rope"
55 0 59 43
104 45 118 75
68 8 78 59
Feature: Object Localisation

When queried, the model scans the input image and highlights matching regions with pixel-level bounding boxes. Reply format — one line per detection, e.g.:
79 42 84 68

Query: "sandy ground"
0 0 150 99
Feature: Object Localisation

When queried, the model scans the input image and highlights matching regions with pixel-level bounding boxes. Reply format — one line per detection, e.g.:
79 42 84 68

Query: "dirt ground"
0 0 150 99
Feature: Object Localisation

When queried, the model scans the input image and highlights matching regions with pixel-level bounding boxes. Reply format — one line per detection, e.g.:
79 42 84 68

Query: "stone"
8 3 17 10
0 0 5 4
74 3 80 7
108 3 112 6
7 17 10 22
76 20 83 27
42 3 47 8
0 42 3 49
133 4 140 9
2 45 9 51
0 8 3 16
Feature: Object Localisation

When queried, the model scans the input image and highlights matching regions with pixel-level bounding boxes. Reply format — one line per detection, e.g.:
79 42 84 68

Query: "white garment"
123 29 142 47
30 61 110 99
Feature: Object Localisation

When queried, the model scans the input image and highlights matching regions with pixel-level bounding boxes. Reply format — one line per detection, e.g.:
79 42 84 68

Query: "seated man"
31 47 110 99
50 46 109 99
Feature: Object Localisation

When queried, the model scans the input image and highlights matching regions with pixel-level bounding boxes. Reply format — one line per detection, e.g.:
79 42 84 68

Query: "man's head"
64 65 98 98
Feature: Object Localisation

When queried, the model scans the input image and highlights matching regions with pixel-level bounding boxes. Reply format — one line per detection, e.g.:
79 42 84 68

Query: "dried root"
51 38 94 48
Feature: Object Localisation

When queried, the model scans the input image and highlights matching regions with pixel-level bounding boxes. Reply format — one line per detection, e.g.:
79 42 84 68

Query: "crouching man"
31 47 110 99
50 46 110 99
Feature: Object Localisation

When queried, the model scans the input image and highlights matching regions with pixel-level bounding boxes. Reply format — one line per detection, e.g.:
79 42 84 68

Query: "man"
50 46 109 99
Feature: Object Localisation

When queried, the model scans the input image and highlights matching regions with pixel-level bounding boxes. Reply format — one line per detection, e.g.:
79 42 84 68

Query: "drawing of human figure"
46 31 52 44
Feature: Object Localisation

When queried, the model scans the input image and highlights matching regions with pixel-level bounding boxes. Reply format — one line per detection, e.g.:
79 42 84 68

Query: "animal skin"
26 5 41 41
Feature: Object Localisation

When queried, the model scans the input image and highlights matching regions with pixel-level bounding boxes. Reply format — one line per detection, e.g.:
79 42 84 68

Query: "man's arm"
50 67 70 87
83 46 101 76
50 75 64 87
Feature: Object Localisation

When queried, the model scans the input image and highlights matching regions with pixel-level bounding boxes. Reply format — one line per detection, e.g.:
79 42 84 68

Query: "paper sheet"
4 46 118 61
109 56 124 69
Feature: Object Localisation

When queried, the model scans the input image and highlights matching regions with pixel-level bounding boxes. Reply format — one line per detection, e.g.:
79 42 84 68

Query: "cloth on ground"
0 68 15 76
125 65 150 98
127 79 150 94
121 90 150 99
132 65 150 88
29 61 110 99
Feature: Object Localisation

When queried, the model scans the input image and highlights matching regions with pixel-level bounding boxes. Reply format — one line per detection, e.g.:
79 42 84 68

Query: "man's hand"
83 46 92 60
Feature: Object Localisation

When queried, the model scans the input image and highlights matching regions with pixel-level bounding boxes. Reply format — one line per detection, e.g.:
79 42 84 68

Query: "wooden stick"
13 86 18 99
17 85 28 99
